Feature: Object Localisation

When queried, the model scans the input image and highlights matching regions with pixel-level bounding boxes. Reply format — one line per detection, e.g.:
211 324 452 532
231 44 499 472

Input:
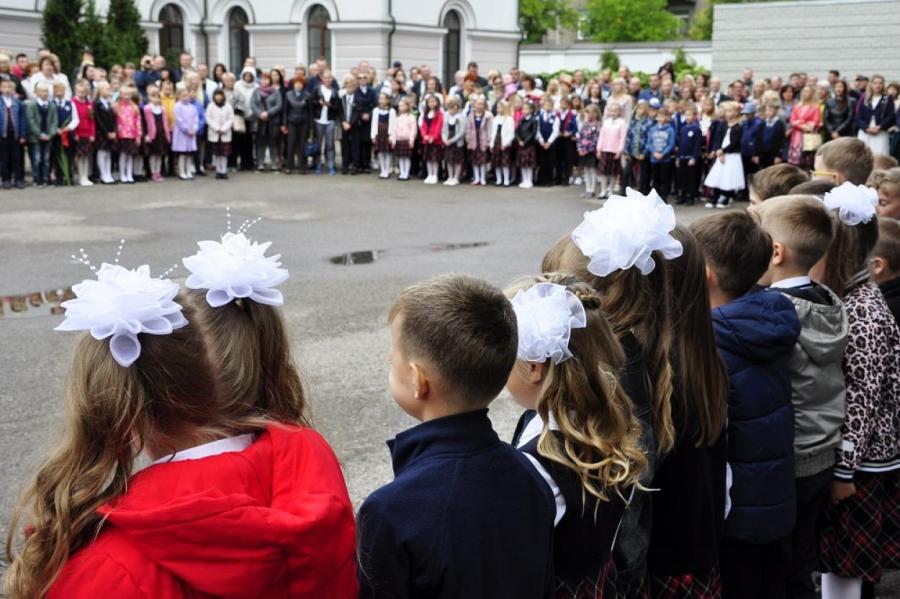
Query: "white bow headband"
182 211 289 308
56 245 187 367
511 282 587 365
572 187 683 277
822 182 878 226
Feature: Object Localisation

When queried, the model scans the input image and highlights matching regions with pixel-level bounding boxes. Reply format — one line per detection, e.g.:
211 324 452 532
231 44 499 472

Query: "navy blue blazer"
740 116 764 157
855 94 895 131
676 121 702 160
760 118 786 155
357 409 555 599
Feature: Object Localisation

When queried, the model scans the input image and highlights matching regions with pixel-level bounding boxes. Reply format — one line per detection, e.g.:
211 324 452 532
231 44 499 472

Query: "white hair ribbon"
572 187 683 277
823 182 878 226
55 263 187 367
511 282 587 365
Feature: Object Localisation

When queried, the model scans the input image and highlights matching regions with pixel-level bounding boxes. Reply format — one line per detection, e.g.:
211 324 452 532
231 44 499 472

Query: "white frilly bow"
511 282 587 364
182 232 289 307
823 182 878 226
55 263 188 367
572 187 683 276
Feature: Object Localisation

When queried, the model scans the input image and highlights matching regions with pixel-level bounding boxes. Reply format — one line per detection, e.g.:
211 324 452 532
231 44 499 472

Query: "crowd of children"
3 51 900 204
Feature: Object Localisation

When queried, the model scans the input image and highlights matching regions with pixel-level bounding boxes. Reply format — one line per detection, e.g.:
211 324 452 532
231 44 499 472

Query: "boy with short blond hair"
814 137 873 185
357 274 555 599
754 195 849 599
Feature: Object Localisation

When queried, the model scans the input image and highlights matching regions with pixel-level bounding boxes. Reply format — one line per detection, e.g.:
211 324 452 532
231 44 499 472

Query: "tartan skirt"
492 143 513 167
117 138 139 156
96 135 116 152
393 139 412 159
210 141 232 157
599 151 622 177
517 144 537 168
648 569 721 599
374 133 391 154
819 470 900 582
74 137 93 159
581 152 598 168
469 147 489 166
422 143 443 163
444 144 465 165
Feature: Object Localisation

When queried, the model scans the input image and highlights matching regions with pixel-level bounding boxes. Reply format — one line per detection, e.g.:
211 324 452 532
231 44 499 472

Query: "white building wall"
712 0 900 82
469 34 517 74
0 8 42 57
519 42 713 75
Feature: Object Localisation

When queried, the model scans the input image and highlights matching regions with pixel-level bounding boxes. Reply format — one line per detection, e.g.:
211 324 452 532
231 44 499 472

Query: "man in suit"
354 72 377 173
415 65 443 98
709 77 731 105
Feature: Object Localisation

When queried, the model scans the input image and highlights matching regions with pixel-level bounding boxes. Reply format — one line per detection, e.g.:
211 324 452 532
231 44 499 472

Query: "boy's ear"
410 362 431 402
705 265 719 289
771 241 786 267
523 361 547 386
870 255 887 277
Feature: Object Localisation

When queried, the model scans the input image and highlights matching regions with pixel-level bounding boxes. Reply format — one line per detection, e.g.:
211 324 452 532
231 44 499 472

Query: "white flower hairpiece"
55 263 187 367
572 187 683 277
823 182 878 226
183 231 289 308
511 282 587 365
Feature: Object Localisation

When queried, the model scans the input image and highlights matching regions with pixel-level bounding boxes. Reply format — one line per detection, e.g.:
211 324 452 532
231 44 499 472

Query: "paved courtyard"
0 174 896 594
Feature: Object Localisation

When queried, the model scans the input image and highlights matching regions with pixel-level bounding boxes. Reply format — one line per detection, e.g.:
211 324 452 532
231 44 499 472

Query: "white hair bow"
182 232 289 307
55 263 187 367
572 187 683 277
511 282 587 365
823 182 878 226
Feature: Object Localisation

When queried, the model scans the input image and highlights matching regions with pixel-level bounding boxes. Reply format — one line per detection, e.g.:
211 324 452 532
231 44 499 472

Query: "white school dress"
704 127 745 191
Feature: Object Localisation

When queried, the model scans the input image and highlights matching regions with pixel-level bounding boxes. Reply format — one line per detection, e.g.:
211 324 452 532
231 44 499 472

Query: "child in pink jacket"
114 86 141 183
595 102 628 198
390 98 417 180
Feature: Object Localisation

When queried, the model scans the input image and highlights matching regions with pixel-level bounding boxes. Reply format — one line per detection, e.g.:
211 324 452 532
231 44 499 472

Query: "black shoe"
2 181 10 190
14 181 25 189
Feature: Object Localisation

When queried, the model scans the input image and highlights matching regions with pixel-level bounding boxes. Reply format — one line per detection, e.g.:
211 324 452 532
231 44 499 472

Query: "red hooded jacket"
48 425 357 598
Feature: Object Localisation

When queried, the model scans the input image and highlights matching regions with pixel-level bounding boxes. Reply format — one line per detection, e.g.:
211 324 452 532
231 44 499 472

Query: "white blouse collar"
151 433 255 465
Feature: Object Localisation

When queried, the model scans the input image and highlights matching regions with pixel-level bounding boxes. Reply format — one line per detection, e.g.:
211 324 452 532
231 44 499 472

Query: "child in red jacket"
419 93 444 184
71 79 95 186
5 233 357 599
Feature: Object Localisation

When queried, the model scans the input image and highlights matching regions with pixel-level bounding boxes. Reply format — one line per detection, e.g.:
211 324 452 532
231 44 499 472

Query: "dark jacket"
712 122 742 154
516 114 538 146
282 88 311 125
0 95 26 139
93 98 117 138
647 122 676 163
713 290 801 543
354 85 377 117
824 97 855 138
676 120 702 160
879 276 900 331
856 94 894 132
356 409 555 599
740 116 763 157
340 91 361 127
249 88 283 123
312 86 342 122
760 118 786 156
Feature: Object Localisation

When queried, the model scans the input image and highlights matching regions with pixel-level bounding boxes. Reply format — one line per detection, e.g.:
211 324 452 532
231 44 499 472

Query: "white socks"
501 166 511 186
584 168 596 194
424 160 439 183
519 167 533 188
378 153 391 178
97 150 114 183
821 574 862 599
77 156 93 185
472 164 486 184
398 157 411 179
178 154 192 179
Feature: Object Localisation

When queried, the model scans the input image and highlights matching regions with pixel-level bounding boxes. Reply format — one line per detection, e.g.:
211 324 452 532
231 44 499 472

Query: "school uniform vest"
513 412 628 596
539 112 556 140
761 119 785 153
55 99 73 127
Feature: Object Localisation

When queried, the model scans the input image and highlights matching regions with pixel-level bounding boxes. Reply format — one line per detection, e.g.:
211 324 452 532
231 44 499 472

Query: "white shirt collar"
2 96 12 107
516 411 559 449
770 275 811 289
150 433 255 466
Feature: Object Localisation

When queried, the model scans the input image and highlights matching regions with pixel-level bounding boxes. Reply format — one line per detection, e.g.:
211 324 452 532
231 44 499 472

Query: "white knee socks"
97 150 113 183
398 157 411 179
379 153 391 178
77 156 93 185
520 167 534 187
501 166 511 186
821 574 862 599
584 167 596 194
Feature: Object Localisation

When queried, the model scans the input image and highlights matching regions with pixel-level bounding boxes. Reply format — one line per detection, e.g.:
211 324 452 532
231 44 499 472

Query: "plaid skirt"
599 151 622 177
492 144 513 167
117 138 139 156
96 134 116 152
145 133 168 157
518 144 537 168
556 557 616 599
648 570 721 599
393 139 412 159
422 143 443 163
211 141 232 157
75 137 93 159
582 152 598 168
469 147 489 166
444 144 465 166
374 133 391 154
819 470 900 582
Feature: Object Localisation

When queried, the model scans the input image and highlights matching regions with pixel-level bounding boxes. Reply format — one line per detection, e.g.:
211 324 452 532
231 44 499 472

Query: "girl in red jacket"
71 79 95 186
419 93 444 184
5 237 357 598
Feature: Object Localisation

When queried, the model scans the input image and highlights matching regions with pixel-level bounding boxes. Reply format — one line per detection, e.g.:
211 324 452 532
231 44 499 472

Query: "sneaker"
574 177 583 185
716 196 730 209
519 181 533 189
704 201 715 209
315 165 322 175
443 178 453 186
14 181 26 189
328 167 337 176
2 181 11 190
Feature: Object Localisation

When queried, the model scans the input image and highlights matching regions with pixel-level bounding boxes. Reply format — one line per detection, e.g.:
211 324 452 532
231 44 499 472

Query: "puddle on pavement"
1 287 74 319
330 242 490 266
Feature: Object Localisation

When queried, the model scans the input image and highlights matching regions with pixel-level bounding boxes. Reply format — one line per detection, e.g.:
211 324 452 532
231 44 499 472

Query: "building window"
228 7 250 72
442 11 461 89
159 4 184 64
307 5 331 66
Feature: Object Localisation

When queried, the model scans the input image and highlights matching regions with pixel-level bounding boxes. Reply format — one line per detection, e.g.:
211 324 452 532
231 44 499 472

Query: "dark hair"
388 275 518 405
875 218 900 271
789 179 835 196
667 226 729 447
467 61 478 70
829 70 840 78
779 85 794 101
691 211 774 299
750 164 810 201
821 214 880 297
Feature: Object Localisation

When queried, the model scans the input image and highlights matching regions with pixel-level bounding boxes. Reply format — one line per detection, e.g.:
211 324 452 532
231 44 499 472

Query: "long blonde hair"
509 274 647 502
542 235 676 454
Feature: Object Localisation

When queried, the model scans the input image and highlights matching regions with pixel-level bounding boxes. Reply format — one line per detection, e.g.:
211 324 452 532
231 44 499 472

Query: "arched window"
307 5 331 66
228 7 250 72
442 11 461 89
159 4 184 63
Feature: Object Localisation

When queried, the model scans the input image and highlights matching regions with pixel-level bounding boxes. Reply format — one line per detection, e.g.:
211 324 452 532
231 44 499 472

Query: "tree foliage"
584 0 682 43
41 0 84 77
78 0 108 70
600 50 620 72
104 0 149 66
520 0 580 44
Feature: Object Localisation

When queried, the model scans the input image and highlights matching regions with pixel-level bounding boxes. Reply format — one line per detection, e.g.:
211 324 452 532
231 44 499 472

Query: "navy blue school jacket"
676 120 702 160
740 116 763 157
855 94 895 132
356 409 555 599
712 290 801 544
760 118 786 155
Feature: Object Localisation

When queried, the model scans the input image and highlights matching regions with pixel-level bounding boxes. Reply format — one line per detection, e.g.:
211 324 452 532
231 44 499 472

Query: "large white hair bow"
55 264 187 367
572 187 683 277
511 282 587 365
823 182 878 226
182 232 289 307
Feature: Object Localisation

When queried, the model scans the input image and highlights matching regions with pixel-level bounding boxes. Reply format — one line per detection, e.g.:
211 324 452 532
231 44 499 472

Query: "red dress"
48 425 358 599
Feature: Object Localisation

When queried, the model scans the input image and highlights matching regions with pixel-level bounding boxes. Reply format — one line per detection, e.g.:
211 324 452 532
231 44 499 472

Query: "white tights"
97 150 114 183
118 152 134 182
177 154 193 179
821 574 862 599
447 163 461 181
398 157 411 179
584 167 597 194
521 167 534 186
473 164 486 184
76 156 92 185
378 153 392 177
426 160 439 180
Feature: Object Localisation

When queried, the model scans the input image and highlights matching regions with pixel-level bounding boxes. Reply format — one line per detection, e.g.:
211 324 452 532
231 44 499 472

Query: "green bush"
41 0 84 77
600 50 620 73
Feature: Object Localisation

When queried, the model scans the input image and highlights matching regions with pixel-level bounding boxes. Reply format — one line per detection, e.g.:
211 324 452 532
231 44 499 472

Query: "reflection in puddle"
330 242 490 266
1 287 74 319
